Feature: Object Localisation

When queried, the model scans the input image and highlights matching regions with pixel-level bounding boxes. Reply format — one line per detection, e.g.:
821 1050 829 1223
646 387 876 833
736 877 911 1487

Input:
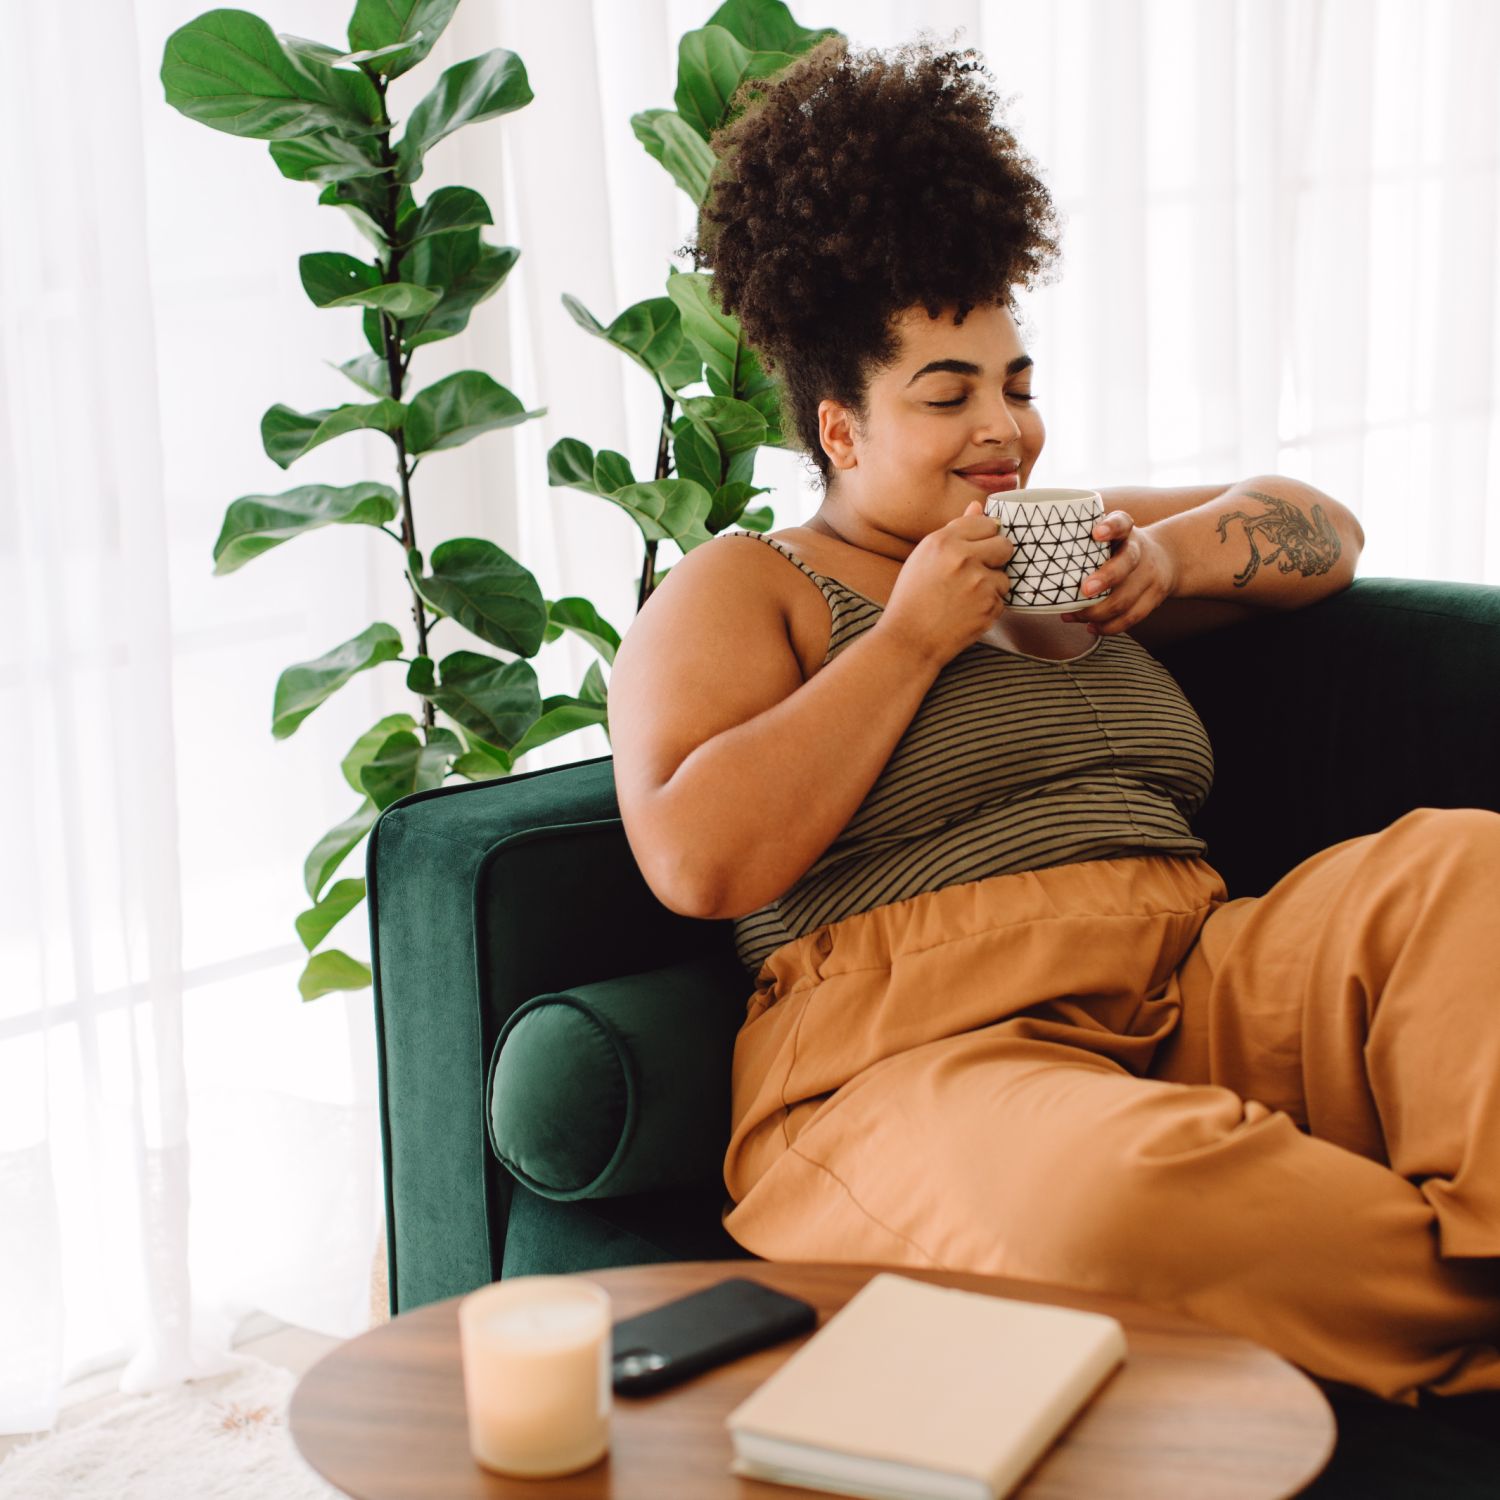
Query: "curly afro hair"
682 32 1062 492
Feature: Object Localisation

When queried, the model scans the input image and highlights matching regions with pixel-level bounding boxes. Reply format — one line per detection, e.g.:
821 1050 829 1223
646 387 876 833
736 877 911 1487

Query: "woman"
607 34 1500 1409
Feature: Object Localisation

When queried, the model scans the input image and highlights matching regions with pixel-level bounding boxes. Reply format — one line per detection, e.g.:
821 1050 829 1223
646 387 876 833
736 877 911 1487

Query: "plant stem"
637 384 677 613
374 75 434 732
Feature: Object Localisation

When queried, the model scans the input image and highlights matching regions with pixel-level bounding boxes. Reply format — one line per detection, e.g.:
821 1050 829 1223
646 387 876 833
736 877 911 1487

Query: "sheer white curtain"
994 0 1500 584
2 0 1496 1438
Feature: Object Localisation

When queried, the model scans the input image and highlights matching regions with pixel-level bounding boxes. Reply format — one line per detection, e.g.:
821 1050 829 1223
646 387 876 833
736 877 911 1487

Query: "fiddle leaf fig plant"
551 0 841 610
163 2 588 1003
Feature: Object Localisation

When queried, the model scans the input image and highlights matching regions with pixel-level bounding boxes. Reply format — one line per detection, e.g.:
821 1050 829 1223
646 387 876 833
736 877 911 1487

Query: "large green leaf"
406 652 542 750
667 271 788 447
542 597 621 665
304 797 379 900
595 450 637 495
561 293 703 396
212 480 399 574
321 171 393 225
706 0 840 56
298 949 373 1000
359 726 463 810
362 305 389 358
671 395 767 496
261 398 406 468
629 109 716 204
161 10 381 139
294 877 365 952
319 178 406 255
702 323 781 430
665 270 762 398
268 129 385 183
674 26 791 143
404 371 542 455
670 415 724 494
580 659 607 703
743 380 790 448
707 479 773 534
408 539 548 656
551 440 609 493
452 741 512 782
546 438 637 499
507 692 608 762
389 236 518 350
397 186 494 247
299 251 378 305
396 49 533 184
347 0 460 80
606 478 716 551
300 253 441 318
341 712 419 794
581 659 610 746
345 281 442 318
331 352 391 398
272 622 404 739
453 673 611 778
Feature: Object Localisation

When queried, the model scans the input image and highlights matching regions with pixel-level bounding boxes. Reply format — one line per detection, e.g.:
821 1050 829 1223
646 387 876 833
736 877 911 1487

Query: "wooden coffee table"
289 1260 1336 1498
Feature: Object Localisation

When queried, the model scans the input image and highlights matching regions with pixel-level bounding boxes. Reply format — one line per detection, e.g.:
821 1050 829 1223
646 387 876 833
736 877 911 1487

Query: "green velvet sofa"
367 575 1500 1496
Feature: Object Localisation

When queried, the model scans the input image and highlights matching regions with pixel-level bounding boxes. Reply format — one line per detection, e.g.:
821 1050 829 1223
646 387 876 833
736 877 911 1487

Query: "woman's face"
811 301 1044 561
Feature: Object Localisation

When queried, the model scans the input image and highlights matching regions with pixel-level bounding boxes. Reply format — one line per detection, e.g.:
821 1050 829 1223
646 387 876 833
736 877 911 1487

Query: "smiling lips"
954 459 1026 495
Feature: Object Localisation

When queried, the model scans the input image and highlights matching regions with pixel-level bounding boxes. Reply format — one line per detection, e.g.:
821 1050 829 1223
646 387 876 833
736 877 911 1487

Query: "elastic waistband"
756 853 1228 994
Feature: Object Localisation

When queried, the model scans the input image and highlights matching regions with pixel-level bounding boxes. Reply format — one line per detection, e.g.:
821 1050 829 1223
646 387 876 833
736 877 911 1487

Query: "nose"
972 389 1024 443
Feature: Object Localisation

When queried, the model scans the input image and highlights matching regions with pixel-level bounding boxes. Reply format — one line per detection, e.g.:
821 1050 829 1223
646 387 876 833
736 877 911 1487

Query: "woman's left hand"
1059 511 1179 635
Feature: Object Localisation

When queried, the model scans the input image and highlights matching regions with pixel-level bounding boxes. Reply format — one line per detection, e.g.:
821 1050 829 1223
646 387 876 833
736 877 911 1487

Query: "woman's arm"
1099 474 1365 608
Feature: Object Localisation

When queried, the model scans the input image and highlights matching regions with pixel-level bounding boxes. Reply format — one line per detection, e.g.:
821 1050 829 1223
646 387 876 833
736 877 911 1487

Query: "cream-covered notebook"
725 1273 1127 1500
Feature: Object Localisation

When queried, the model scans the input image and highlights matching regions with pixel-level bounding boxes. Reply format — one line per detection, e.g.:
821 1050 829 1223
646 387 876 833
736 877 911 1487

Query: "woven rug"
0 1356 341 1499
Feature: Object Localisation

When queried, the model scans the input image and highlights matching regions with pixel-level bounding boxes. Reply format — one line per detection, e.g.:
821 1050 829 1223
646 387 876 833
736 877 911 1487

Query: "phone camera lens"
614 1350 669 1379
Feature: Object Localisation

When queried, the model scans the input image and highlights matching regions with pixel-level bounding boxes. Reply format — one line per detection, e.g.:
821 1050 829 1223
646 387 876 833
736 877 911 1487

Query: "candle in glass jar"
458 1277 612 1477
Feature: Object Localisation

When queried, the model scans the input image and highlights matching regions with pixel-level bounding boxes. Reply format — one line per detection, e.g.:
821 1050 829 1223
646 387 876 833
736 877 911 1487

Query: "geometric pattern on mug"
1000 500 1112 606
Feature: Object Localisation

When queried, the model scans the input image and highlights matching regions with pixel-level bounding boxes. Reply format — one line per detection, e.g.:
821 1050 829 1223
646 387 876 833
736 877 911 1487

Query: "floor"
0 1225 389 1466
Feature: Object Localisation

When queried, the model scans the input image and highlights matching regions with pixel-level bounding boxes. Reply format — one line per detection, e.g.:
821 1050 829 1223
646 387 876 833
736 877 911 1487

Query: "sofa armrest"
366 754 737 1314
486 953 748 1201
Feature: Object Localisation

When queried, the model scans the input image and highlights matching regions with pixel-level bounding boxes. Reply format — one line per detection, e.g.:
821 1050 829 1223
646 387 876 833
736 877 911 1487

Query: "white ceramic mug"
984 488 1112 613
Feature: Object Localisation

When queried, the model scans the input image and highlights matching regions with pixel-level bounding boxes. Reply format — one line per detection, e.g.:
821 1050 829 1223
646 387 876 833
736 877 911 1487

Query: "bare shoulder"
608 533 804 801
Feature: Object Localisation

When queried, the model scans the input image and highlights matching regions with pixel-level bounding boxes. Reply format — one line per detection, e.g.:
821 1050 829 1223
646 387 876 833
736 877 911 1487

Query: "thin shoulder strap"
723 529 851 599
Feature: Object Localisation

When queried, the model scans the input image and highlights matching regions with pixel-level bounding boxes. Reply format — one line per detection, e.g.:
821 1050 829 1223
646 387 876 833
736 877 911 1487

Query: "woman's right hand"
877 499 1016 666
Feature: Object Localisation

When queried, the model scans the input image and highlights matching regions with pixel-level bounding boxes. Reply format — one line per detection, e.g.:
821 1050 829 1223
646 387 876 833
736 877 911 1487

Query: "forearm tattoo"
1214 490 1343 588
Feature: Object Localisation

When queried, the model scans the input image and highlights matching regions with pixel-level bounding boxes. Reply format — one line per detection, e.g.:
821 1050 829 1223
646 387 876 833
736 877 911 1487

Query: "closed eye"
927 392 1036 408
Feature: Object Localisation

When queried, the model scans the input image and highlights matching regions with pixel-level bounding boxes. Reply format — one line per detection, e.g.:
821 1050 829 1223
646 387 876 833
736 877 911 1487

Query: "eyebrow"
905 354 1034 386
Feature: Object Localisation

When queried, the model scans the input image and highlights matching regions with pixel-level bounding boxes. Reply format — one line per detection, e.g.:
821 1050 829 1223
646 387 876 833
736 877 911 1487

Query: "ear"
817 398 858 471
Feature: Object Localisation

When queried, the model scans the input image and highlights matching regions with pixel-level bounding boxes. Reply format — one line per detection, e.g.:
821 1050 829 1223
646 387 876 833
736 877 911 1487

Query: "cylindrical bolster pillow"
486 953 748 1201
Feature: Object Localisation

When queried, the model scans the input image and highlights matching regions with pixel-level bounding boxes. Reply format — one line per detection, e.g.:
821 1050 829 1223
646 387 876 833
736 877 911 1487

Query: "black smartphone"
610 1277 818 1395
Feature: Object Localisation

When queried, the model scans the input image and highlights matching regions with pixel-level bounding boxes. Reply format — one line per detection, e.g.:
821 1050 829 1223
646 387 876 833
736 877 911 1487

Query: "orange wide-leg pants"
721 807 1500 1406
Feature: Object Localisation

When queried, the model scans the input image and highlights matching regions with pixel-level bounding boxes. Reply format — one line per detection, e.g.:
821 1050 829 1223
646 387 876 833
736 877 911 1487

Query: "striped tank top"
725 529 1215 976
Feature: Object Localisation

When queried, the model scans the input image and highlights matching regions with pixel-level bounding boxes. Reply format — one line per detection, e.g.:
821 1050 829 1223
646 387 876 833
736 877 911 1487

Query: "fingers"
1078 532 1140 598
1061 525 1142 630
1062 567 1167 634
1085 578 1168 635
1092 509 1134 541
